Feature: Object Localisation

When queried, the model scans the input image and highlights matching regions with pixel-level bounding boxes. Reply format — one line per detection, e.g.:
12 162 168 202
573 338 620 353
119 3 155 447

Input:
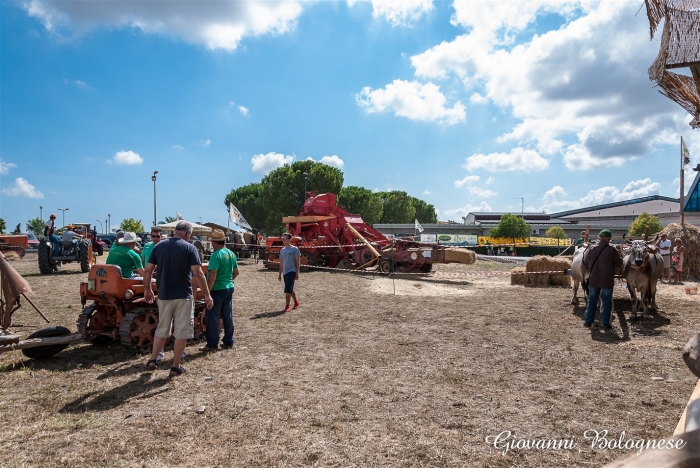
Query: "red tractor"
264 192 474 273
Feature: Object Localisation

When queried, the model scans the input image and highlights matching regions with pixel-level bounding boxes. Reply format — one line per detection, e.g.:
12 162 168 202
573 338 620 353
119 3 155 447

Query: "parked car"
97 233 117 248
23 232 39 250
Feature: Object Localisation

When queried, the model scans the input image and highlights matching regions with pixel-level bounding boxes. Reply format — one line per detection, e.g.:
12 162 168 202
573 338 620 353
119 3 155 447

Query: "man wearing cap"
143 221 213 377
44 214 61 252
106 232 144 278
200 229 239 352
583 229 622 330
655 233 672 283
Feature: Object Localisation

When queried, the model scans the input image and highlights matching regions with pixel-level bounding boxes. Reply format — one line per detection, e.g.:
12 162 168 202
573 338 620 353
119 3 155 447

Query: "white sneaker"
156 351 186 363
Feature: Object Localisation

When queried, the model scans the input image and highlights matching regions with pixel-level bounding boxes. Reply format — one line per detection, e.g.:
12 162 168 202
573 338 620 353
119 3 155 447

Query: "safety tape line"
264 260 433 276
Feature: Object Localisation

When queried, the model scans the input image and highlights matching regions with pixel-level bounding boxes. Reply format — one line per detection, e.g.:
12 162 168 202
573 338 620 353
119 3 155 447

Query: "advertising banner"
478 237 529 247
420 234 437 243
529 237 572 246
436 234 478 245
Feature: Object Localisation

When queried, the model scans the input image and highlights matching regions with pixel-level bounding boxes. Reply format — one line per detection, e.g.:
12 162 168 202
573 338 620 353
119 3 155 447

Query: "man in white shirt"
656 233 672 283
61 225 83 243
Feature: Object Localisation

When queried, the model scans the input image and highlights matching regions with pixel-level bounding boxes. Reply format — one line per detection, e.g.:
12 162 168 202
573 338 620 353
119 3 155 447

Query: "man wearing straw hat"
583 229 622 330
200 229 239 352
106 232 144 278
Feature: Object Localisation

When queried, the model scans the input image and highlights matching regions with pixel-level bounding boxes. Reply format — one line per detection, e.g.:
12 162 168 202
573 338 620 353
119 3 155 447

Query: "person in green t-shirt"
106 232 144 278
141 226 163 265
200 229 239 352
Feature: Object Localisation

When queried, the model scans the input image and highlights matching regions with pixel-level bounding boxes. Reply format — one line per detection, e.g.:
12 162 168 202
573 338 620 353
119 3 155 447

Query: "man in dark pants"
278 233 300 313
200 229 239 352
584 229 622 330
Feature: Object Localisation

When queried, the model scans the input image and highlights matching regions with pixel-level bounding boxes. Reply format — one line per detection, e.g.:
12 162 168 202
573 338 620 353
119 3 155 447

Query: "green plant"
628 212 663 237
490 214 530 254
119 218 145 233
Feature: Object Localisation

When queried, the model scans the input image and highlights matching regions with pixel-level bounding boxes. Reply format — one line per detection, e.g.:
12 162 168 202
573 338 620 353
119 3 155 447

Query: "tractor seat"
61 240 74 248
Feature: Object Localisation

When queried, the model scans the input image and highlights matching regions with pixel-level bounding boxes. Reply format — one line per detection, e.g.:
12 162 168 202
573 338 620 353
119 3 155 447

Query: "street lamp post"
198 217 202 225
152 171 158 227
58 208 69 227
40 205 43 221
302 171 308 201
96 219 103 234
108 214 111 233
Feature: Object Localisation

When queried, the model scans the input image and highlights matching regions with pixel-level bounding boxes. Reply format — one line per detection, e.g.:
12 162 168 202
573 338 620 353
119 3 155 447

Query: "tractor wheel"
419 263 433 273
119 308 158 351
79 240 90 272
95 244 104 256
38 241 55 274
378 258 393 274
21 326 72 359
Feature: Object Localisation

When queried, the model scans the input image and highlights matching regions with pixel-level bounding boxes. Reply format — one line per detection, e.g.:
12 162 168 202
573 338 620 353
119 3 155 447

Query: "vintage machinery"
77 264 208 350
0 234 29 258
264 192 475 273
72 223 107 256
37 235 93 274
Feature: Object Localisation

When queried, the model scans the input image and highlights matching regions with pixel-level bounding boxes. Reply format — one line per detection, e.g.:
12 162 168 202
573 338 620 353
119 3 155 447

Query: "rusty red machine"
264 192 474 273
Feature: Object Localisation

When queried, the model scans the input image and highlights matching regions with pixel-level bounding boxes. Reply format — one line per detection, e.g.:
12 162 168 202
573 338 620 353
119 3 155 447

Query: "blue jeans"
50 234 61 253
204 288 234 348
586 286 613 326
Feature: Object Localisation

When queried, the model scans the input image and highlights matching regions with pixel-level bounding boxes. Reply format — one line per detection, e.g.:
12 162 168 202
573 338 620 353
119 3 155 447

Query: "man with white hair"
143 221 213 377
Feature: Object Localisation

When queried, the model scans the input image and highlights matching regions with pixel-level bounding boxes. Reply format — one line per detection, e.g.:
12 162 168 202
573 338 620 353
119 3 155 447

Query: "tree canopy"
628 212 663 237
0 218 5 234
378 191 416 224
490 214 530 243
120 218 145 233
337 186 383 225
546 226 567 240
26 217 45 237
411 197 437 224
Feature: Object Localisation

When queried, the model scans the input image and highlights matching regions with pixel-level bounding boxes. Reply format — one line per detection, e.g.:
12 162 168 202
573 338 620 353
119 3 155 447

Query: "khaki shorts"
662 255 671 269
155 298 194 340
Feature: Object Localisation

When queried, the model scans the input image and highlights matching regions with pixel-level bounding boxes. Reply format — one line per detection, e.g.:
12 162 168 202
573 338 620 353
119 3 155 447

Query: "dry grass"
0 254 698 467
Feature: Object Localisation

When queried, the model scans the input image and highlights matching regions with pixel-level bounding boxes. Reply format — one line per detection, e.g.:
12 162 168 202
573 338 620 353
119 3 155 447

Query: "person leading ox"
583 229 622 330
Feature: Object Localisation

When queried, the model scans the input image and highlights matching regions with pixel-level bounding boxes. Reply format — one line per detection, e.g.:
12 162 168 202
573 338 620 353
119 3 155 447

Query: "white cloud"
110 150 143 165
199 139 211 148
22 0 303 51
251 152 294 174
485 176 495 185
318 155 344 169
356 80 465 125
0 178 44 198
539 178 661 212
469 93 487 104
410 1 685 171
422 190 431 195
454 175 479 188
64 78 89 89
469 187 498 198
173 144 185 151
365 0 434 27
441 200 492 218
463 147 549 172
238 105 249 116
0 159 17 175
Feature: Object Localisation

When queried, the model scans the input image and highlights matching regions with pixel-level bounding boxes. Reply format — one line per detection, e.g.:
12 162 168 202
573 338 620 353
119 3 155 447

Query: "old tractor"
264 192 475 273
77 264 208 350
37 234 93 274
0 234 29 258
72 223 107 256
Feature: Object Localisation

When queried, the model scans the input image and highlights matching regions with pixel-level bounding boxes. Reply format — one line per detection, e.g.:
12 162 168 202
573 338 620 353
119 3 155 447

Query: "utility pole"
152 171 158 227
58 208 69 227
513 198 524 216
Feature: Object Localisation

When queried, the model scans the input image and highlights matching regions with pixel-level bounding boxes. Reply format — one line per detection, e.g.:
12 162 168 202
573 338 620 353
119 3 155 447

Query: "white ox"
622 238 664 321
570 245 591 305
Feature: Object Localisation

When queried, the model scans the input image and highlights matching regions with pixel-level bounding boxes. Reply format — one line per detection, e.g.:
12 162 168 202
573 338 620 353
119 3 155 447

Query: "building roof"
550 195 679 218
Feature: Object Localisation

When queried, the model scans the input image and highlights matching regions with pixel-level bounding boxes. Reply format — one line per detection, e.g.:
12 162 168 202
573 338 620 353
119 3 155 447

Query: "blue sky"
1 0 698 232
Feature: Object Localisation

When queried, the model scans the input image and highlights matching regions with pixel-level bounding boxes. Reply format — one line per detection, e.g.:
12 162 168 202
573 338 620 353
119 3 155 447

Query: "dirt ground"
0 253 699 467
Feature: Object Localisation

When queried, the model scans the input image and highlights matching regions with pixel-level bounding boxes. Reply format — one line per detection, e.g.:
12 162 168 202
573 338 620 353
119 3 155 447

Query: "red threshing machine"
264 192 475 273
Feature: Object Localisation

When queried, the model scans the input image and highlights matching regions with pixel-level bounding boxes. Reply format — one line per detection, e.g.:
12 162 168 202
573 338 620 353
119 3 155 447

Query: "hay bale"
527 273 550 287
661 223 700 279
525 255 571 273
550 273 572 287
444 248 476 265
511 267 528 285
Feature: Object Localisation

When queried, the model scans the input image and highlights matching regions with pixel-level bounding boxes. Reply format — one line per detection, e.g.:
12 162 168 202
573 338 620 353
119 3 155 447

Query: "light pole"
40 205 43 221
152 171 158 227
513 198 524 216
58 208 69 227
198 217 202 225
96 219 103 234
302 171 308 201
108 214 111 233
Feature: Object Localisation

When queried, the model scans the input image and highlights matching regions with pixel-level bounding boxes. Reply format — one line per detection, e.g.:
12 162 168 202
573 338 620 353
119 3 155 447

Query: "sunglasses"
151 235 161 238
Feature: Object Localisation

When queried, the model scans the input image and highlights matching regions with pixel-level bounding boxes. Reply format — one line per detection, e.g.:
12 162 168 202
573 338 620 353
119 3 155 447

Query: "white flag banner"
229 203 252 230
176 212 184 220
414 219 424 233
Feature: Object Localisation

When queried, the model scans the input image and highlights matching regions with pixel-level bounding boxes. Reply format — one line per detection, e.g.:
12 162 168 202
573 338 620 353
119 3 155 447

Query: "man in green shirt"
106 232 144 278
200 229 239 351
141 226 163 265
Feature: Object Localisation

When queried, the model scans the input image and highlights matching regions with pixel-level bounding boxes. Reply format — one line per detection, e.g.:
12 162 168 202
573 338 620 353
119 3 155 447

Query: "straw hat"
211 229 226 242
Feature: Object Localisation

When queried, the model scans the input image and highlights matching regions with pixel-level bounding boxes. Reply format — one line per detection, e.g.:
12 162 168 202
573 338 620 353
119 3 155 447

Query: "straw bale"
549 273 572 288
525 255 571 273
527 273 550 287
444 248 476 265
510 267 528 285
661 223 700 279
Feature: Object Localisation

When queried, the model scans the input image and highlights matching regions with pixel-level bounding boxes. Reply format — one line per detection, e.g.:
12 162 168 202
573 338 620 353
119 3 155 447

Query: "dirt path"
0 255 697 467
